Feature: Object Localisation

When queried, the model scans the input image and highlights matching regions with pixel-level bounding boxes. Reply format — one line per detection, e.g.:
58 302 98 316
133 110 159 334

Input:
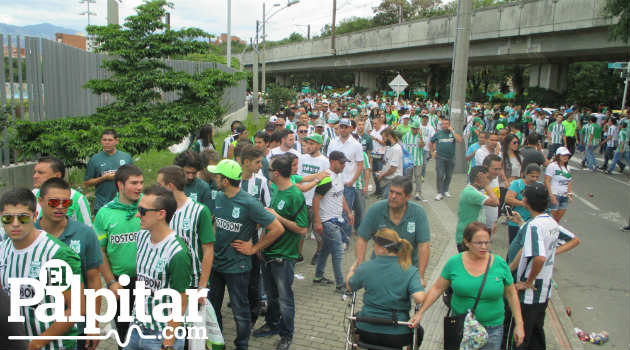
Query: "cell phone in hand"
505 205 514 217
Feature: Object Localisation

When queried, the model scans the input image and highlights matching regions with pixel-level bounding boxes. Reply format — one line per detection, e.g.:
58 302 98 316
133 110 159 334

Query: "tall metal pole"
262 2 266 94
621 62 630 111
331 0 337 54
107 0 119 25
449 0 473 173
227 0 232 68
253 30 260 121
307 24 310 40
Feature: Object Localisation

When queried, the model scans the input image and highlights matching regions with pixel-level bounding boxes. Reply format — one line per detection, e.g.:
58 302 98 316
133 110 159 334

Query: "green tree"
11 0 244 166
566 62 624 108
603 0 629 42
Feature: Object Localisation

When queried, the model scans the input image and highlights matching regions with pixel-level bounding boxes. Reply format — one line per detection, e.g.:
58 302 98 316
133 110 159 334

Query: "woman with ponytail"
345 228 425 349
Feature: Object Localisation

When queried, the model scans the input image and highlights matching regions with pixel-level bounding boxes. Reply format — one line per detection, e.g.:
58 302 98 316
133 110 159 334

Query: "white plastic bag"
187 301 225 350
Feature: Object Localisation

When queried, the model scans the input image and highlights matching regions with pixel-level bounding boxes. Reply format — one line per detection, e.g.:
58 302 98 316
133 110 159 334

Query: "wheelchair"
344 292 424 350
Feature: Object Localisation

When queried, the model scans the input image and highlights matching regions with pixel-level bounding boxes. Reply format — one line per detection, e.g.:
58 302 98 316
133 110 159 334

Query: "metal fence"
1 34 246 166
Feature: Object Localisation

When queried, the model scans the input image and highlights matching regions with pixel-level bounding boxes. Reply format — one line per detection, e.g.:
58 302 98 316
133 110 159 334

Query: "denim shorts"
549 195 568 210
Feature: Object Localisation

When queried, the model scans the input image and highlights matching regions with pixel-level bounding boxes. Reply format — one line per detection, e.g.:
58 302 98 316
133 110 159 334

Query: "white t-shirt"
383 143 404 180
419 124 436 151
317 169 345 222
545 162 571 195
483 177 500 229
474 146 495 167
370 125 387 155
327 136 364 184
267 146 301 161
298 154 330 206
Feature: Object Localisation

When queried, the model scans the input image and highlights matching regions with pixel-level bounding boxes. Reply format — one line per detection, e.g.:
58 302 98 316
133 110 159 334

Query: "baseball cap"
328 113 339 124
304 134 323 144
207 159 242 180
339 118 352 127
308 112 318 118
269 115 278 123
314 120 325 128
555 146 571 156
329 151 350 163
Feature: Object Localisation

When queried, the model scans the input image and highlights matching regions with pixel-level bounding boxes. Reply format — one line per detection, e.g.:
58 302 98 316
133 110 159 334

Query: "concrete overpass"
242 0 629 93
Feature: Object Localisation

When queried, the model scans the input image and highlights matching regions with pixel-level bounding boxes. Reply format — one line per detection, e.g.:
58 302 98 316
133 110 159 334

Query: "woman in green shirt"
412 222 525 349
346 228 425 349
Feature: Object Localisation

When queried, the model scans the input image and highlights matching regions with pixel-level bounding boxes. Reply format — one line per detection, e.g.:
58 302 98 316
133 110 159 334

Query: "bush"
267 84 297 114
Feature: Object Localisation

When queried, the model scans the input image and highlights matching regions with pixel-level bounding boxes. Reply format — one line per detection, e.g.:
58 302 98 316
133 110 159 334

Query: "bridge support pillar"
354 71 378 95
528 63 568 94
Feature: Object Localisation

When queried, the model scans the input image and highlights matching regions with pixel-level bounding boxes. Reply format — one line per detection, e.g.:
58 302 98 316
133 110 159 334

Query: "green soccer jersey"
133 230 192 332
213 190 276 273
354 152 371 191
264 184 308 260
94 196 140 278
169 198 215 288
431 130 456 160
402 132 423 166
184 177 213 211
33 188 93 227
0 231 81 350
548 122 565 144
456 185 488 243
84 150 133 213
617 129 628 152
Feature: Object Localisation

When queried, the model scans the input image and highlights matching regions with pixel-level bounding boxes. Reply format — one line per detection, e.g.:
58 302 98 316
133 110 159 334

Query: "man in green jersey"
174 150 213 209
0 188 82 350
353 176 431 287
94 164 143 348
207 159 284 350
32 156 92 226
35 178 103 349
403 121 425 201
198 149 221 211
156 166 215 294
84 129 133 214
582 116 601 171
250 155 308 350
126 185 193 350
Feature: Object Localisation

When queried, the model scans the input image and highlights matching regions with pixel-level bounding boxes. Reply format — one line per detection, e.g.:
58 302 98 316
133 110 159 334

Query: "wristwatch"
106 279 117 288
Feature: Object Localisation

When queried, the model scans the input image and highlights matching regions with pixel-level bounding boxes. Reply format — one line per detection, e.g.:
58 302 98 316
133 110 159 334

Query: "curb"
549 284 584 350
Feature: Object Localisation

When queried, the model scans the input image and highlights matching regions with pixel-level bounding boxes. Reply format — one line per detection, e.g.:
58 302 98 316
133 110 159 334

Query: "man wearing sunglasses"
294 122 309 154
34 178 104 350
84 129 134 214
207 159 284 350
94 164 143 349
0 188 82 350
32 156 93 227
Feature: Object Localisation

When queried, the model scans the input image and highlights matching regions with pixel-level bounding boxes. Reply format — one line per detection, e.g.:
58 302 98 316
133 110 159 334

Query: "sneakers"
253 323 280 338
313 276 334 284
622 225 630 232
343 242 349 251
335 285 352 296
276 336 292 350
415 194 421 200
310 251 320 265
435 193 444 201
296 254 304 264
444 192 452 198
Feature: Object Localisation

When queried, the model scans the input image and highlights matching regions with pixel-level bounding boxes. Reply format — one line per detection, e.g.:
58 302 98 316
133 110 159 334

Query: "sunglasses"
138 206 162 216
47 198 73 208
297 130 308 134
1 214 32 225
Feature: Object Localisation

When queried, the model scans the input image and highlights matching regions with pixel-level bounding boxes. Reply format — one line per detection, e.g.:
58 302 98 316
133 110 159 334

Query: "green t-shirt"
507 179 531 227
357 200 431 267
0 231 81 350
264 184 308 260
134 231 192 332
348 255 423 335
270 174 302 198
212 190 275 273
617 129 628 152
84 150 133 213
396 124 411 136
94 198 140 277
431 130 456 160
456 185 488 243
261 156 270 180
184 177 213 210
441 254 513 327
562 119 577 137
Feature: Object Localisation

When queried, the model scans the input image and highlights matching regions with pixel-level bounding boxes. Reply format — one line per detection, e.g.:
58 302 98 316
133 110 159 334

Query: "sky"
1 0 384 42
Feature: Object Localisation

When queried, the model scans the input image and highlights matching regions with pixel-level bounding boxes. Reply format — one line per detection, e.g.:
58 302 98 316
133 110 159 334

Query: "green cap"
207 159 242 180
305 134 324 144
410 120 420 128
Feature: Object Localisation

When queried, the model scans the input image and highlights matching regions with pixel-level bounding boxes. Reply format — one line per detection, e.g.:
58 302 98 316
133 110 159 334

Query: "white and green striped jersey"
169 198 215 288
512 215 575 304
429 114 439 129
617 129 628 152
0 230 81 350
548 122 565 144
354 152 371 190
133 230 192 332
402 132 423 166
33 188 92 227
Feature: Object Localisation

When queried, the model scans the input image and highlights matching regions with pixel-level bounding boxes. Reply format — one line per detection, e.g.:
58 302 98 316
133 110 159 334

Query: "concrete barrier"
0 162 36 195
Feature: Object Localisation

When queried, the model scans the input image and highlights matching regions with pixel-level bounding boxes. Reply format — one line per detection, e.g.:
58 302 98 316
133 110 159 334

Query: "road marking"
569 157 630 187
573 193 600 211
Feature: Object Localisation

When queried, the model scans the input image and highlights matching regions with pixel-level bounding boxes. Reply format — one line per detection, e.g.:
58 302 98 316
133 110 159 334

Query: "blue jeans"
262 258 296 339
435 157 455 194
209 271 251 350
608 151 629 172
125 326 184 350
585 145 597 170
315 220 345 286
479 324 504 350
342 186 356 245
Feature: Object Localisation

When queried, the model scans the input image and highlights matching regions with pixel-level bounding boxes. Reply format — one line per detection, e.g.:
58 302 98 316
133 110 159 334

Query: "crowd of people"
1 90 628 350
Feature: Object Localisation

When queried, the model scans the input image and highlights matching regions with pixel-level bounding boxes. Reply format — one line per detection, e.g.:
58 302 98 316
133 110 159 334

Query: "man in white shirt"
268 129 301 160
327 118 364 248
377 128 404 197
419 115 435 180
370 115 387 196
475 131 501 166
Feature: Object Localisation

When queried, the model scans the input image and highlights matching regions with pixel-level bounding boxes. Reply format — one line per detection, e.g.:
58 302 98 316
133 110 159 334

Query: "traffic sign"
389 74 408 96
608 62 628 70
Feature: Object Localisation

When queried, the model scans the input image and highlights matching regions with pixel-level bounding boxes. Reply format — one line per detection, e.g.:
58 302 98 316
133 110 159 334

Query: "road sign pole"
622 62 630 112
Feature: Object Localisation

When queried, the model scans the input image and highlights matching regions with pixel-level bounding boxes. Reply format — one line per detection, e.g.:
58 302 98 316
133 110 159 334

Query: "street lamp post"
227 0 232 69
